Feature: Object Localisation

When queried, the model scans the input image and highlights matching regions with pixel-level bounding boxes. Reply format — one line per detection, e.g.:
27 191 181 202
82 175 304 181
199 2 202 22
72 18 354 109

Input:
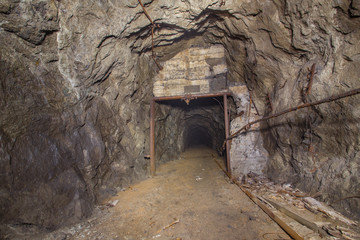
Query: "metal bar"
153 92 231 101
138 0 162 70
150 98 156 176
227 87 360 141
138 0 154 24
305 63 316 97
223 94 231 174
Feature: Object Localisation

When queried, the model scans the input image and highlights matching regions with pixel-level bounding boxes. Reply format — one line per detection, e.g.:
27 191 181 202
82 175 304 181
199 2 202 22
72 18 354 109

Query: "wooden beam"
265 198 330 238
213 158 304 240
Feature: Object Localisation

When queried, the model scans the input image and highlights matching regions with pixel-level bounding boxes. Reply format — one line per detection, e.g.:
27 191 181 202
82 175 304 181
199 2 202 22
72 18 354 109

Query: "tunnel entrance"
150 92 231 176
184 125 212 149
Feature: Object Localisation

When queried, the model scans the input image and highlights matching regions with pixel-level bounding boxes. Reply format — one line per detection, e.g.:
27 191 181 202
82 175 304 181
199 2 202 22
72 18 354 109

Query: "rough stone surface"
0 0 155 228
229 85 269 177
0 0 359 230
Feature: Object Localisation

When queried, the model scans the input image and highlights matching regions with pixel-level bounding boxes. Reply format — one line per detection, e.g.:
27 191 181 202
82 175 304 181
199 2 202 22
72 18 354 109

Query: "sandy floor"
3 146 359 239
58 146 289 240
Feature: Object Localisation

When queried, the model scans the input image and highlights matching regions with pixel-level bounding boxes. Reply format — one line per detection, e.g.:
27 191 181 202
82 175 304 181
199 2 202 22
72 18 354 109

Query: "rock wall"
229 85 269 177
0 0 359 228
0 0 156 228
155 103 185 164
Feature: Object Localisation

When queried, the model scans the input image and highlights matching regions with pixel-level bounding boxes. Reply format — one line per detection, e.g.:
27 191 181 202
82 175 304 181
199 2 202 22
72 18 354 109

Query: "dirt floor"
44 146 291 240
5 146 359 240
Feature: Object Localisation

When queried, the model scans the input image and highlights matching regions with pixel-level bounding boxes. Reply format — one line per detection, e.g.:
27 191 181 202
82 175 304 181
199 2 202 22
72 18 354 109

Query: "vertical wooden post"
150 98 156 176
223 94 231 174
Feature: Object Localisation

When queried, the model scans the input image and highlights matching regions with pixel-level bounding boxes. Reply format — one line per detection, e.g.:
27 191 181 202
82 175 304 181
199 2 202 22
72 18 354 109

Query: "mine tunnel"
154 96 226 155
182 97 226 150
1 0 360 239
184 125 213 149
150 43 233 173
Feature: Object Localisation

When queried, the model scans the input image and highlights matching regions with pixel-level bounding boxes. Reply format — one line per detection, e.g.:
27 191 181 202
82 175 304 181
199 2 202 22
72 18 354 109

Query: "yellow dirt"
68 147 289 240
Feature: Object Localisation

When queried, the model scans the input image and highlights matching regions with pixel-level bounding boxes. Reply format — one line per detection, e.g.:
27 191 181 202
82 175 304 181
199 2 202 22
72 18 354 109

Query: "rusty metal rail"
153 92 231 101
138 0 163 70
227 87 360 142
223 94 231 173
150 98 156 176
304 63 316 98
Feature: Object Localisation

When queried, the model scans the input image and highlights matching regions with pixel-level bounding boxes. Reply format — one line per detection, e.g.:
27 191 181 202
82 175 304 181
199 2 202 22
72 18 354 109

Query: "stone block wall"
153 45 227 97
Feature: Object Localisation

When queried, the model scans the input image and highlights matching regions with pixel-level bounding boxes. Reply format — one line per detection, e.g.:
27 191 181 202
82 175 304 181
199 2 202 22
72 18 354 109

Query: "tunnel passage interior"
155 96 227 163
1 1 360 235
184 125 212 149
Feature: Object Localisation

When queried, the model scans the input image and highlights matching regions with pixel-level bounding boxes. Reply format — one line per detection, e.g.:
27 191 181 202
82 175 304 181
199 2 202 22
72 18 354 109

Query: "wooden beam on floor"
213 157 304 240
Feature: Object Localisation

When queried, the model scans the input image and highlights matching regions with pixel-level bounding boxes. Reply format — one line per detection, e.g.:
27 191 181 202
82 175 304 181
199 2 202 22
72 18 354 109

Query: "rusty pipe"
153 92 231 102
150 98 156 176
223 94 231 174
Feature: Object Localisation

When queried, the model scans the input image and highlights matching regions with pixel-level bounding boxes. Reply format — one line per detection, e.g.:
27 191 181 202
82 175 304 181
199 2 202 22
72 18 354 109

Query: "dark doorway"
150 93 231 175
184 125 212 149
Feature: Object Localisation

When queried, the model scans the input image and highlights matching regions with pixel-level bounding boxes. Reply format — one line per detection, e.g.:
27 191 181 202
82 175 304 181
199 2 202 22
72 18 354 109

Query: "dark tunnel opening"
184 125 213 149
182 97 225 151
155 96 226 158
